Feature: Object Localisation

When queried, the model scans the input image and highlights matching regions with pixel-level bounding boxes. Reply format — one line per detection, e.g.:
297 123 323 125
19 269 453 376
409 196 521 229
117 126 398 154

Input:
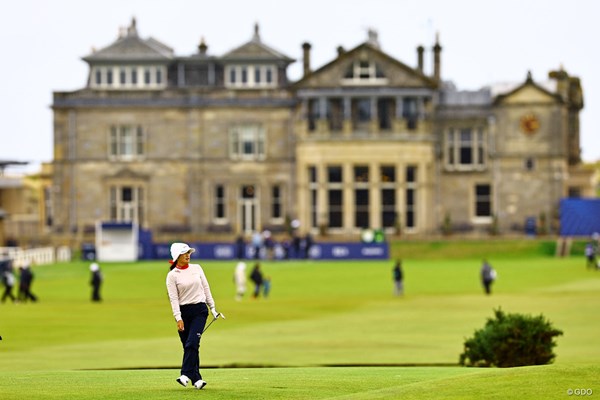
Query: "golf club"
202 312 225 334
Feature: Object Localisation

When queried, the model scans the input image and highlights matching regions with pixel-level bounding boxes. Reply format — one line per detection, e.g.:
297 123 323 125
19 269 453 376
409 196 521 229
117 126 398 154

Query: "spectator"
480 260 496 295
249 263 264 298
235 235 246 260
90 262 103 302
19 263 38 302
251 231 264 260
392 259 404 296
1 263 17 303
584 241 597 269
234 261 247 301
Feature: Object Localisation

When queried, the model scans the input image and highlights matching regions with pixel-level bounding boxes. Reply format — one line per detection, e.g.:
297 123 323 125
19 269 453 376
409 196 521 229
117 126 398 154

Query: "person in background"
249 262 264 298
235 235 246 260
251 231 263 260
166 242 222 390
234 261 247 301
480 260 496 295
304 233 313 259
18 263 38 302
262 276 272 298
392 259 404 296
90 262 103 302
584 241 597 269
1 262 17 303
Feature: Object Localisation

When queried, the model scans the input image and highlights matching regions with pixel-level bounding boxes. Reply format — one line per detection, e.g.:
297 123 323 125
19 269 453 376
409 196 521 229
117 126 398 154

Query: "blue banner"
152 242 388 261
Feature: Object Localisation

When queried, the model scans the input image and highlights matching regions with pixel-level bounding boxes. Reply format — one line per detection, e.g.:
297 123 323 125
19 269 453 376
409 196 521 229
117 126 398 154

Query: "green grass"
0 254 598 399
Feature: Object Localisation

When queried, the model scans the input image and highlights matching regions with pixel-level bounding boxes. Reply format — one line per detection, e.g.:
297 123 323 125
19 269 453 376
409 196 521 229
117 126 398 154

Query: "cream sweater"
166 264 215 322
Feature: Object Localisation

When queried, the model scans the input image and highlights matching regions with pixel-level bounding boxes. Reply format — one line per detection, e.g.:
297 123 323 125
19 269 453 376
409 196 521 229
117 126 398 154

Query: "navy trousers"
178 303 208 383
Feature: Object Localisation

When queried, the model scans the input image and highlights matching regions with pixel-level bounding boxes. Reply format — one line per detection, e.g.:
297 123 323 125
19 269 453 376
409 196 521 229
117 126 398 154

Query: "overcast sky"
1 0 598 173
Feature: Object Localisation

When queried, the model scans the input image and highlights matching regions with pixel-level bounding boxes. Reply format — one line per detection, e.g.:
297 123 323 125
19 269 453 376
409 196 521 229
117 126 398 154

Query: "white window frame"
225 64 277 89
91 65 166 90
229 125 266 161
214 184 228 223
342 60 388 85
445 127 486 171
109 185 145 224
108 125 146 161
472 183 493 223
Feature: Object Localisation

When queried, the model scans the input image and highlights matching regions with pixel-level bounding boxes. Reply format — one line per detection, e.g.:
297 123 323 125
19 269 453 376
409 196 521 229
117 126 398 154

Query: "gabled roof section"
494 72 563 105
293 41 437 89
83 18 174 63
221 23 294 64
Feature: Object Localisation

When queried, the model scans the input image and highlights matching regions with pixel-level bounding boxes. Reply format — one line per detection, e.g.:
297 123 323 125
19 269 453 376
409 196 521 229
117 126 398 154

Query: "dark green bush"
459 309 563 367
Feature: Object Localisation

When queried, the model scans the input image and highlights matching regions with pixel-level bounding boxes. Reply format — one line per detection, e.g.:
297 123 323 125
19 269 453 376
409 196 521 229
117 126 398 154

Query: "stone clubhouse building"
51 18 595 245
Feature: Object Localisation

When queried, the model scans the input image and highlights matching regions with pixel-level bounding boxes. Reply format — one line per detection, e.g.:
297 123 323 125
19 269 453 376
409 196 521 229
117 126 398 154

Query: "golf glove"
210 307 219 319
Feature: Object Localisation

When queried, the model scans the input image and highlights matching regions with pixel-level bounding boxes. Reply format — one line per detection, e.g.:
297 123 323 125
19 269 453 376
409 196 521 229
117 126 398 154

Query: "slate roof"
221 23 294 63
83 18 173 63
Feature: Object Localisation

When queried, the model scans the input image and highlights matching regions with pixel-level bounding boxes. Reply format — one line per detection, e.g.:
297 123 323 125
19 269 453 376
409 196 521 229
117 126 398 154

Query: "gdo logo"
567 388 593 396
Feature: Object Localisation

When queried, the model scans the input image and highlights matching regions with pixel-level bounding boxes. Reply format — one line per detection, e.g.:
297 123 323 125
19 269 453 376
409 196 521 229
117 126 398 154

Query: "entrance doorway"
240 185 258 234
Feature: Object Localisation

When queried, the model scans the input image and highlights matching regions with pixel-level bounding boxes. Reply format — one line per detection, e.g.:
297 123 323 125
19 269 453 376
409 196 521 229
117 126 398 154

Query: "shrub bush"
459 308 563 367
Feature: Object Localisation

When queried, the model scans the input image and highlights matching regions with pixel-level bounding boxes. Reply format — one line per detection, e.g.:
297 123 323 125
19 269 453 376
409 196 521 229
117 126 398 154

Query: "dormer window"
226 64 277 88
90 65 167 90
342 60 387 85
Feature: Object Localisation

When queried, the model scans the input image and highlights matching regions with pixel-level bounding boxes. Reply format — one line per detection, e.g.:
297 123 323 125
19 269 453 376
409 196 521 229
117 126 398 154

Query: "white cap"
170 242 195 262
90 263 99 272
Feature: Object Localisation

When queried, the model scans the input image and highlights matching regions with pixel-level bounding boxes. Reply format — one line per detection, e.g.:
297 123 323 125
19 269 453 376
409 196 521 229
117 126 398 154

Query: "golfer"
166 242 221 389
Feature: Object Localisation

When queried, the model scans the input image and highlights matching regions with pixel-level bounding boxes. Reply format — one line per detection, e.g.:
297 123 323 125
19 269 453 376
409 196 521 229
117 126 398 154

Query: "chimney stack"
432 32 442 83
302 42 312 77
198 37 208 55
337 46 345 57
417 45 424 73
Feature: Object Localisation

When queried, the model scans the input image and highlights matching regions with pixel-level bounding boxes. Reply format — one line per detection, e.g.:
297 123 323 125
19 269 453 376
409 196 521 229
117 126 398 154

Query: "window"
328 189 343 228
215 185 226 219
405 165 417 229
525 158 535 171
343 60 387 84
107 69 113 85
109 186 144 224
120 68 126 85
226 65 277 88
144 68 151 85
327 165 343 228
381 165 396 228
255 66 261 84
446 127 486 169
271 186 282 220
266 67 273 83
354 166 369 183
355 189 369 228
328 166 342 183
230 125 266 160
156 68 162 85
474 184 492 218
109 125 145 159
354 166 369 228
131 68 137 85
402 97 418 130
95 69 102 85
309 166 318 229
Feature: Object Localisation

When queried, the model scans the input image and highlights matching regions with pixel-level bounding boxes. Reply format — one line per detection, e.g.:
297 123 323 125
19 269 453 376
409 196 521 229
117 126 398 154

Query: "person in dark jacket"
392 259 404 296
1 263 17 303
90 262 103 302
480 260 496 295
249 263 264 298
18 264 38 302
